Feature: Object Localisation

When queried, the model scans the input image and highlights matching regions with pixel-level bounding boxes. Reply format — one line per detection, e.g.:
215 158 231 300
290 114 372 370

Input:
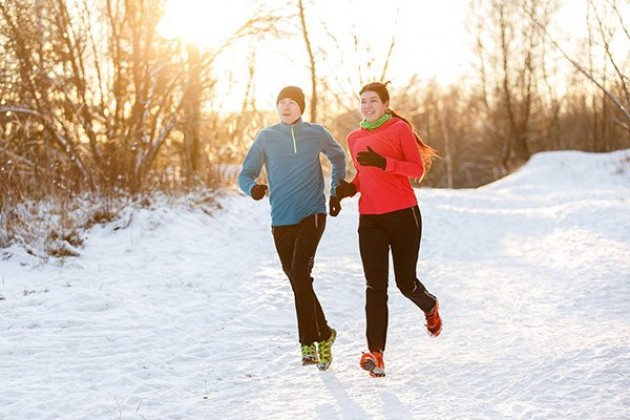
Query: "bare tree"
526 0 629 135
0 0 283 195
0 0 95 188
470 0 557 172
297 0 318 122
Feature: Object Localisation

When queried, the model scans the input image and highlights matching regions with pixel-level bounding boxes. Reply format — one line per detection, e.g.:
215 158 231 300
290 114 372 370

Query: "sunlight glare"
157 0 596 115
160 0 250 49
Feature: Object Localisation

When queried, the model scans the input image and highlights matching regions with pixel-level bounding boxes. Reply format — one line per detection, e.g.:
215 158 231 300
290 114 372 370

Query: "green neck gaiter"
360 113 392 130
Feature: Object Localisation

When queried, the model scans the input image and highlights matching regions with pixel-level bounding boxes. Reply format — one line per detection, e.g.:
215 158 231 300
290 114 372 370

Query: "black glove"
250 184 268 200
357 146 386 169
335 179 357 199
329 196 341 217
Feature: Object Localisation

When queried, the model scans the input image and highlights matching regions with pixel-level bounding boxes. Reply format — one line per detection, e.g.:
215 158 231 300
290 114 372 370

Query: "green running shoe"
301 343 318 365
317 328 337 371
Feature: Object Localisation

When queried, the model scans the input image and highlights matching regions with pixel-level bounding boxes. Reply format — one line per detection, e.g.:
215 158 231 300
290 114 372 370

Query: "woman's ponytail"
390 110 438 171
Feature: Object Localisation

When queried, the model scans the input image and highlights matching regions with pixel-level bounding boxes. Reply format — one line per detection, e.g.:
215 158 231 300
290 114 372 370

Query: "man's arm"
321 129 346 196
238 134 266 198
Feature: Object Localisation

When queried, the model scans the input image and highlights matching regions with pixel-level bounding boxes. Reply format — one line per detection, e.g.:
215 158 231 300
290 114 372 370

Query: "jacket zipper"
291 125 297 154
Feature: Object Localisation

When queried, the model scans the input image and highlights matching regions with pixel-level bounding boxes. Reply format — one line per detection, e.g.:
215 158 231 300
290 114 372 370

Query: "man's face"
277 98 302 124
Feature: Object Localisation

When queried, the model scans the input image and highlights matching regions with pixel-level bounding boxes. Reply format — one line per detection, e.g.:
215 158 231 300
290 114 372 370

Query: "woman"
336 81 441 378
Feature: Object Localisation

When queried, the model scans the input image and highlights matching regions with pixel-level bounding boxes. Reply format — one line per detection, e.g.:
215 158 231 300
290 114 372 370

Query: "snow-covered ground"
1 150 629 419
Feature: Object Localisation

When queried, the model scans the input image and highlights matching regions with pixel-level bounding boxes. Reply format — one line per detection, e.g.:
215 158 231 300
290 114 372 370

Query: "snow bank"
1 149 628 419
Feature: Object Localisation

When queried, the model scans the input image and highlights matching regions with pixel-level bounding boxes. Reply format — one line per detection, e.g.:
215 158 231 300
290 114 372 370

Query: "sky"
159 0 480 112
157 0 606 114
1 147 629 418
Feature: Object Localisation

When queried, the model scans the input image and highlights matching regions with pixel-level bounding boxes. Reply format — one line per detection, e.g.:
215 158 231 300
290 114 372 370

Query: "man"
238 86 346 370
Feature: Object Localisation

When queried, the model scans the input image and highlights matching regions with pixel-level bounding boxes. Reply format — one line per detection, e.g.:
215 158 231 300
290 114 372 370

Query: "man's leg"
290 213 330 344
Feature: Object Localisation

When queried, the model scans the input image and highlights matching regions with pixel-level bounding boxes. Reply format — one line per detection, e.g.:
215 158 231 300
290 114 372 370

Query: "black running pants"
272 213 332 345
358 205 437 353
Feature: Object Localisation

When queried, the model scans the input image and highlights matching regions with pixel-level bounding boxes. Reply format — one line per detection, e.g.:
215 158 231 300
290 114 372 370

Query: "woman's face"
277 98 302 124
360 91 389 123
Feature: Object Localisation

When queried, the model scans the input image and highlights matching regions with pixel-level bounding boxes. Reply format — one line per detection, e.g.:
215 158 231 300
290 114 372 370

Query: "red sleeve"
350 172 361 192
347 133 362 192
383 125 425 180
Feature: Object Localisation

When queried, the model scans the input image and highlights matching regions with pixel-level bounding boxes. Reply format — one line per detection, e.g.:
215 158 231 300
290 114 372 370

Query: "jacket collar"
280 117 303 127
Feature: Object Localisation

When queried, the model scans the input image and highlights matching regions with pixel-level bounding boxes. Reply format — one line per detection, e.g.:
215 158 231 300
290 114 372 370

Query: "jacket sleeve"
346 135 361 192
383 124 425 180
321 128 347 196
238 133 265 196
350 173 361 192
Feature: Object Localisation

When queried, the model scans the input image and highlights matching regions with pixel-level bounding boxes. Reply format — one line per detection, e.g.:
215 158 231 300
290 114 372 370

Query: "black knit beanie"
276 86 305 114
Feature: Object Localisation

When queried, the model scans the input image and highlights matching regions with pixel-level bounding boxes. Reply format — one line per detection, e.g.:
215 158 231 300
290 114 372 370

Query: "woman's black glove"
251 184 268 200
357 146 386 169
335 179 357 199
329 196 341 217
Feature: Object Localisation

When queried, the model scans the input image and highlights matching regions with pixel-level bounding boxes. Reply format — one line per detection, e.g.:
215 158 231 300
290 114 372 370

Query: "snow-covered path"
1 150 629 419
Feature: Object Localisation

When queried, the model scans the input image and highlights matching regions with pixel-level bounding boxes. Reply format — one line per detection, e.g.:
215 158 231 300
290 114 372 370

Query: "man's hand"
329 196 341 217
251 184 268 200
357 146 386 169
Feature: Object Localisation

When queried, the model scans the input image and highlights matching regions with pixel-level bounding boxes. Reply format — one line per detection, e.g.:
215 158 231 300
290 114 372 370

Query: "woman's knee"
397 279 420 298
289 272 314 292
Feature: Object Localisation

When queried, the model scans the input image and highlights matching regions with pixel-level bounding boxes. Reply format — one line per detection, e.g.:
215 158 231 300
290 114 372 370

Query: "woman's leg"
358 214 391 352
390 206 437 312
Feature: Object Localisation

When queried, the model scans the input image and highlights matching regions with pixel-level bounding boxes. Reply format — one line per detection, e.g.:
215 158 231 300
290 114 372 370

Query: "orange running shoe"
360 351 385 378
425 301 442 337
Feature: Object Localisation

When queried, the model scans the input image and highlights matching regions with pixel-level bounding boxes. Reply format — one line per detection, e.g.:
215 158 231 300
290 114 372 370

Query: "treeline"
1 0 628 207
322 0 629 188
0 0 280 206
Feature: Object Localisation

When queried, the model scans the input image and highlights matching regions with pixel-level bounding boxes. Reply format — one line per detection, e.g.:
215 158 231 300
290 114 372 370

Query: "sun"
158 0 310 114
159 0 250 49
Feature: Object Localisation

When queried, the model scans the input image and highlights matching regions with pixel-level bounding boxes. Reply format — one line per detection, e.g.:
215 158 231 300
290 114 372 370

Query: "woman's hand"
357 146 386 169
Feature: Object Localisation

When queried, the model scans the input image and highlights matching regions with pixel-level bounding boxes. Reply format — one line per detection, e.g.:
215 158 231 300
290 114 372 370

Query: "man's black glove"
335 179 357 199
250 184 268 200
357 146 386 169
329 196 341 217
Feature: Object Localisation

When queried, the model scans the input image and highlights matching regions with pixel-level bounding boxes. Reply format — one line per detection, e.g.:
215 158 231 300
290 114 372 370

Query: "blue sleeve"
238 134 265 196
321 128 346 197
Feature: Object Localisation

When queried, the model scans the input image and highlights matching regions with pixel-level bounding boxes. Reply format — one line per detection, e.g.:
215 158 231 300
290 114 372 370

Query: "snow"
1 149 629 419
